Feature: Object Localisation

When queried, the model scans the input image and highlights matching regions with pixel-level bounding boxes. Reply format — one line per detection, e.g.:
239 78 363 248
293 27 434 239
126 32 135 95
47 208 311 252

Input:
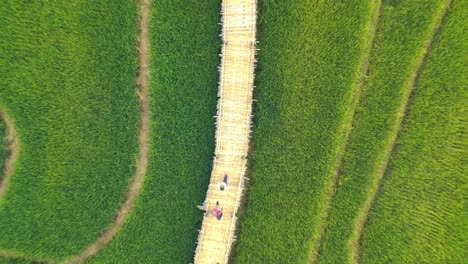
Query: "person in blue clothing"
218 173 228 191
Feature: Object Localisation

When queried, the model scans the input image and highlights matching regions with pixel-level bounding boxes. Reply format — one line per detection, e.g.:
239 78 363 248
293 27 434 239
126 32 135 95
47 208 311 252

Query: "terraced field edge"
360 0 466 260
308 0 382 261
350 0 453 262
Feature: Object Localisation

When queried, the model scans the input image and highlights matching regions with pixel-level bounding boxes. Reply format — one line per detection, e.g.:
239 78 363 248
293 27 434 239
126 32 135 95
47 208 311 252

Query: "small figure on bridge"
211 201 223 220
218 173 228 191
216 208 223 220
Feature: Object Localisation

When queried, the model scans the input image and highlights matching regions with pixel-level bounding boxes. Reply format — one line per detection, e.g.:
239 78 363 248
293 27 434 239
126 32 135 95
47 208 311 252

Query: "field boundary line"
308 0 382 262
349 1 452 263
0 110 19 201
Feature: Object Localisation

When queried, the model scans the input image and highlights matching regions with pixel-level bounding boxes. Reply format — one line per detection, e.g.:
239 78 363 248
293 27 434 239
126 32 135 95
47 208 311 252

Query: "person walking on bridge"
211 201 223 220
218 173 228 191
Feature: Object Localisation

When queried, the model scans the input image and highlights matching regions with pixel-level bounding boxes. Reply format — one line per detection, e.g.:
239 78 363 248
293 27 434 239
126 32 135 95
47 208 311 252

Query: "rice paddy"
0 0 139 260
0 0 465 263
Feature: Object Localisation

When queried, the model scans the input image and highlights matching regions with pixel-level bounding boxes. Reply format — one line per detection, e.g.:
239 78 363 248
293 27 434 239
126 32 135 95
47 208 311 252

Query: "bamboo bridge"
194 0 257 263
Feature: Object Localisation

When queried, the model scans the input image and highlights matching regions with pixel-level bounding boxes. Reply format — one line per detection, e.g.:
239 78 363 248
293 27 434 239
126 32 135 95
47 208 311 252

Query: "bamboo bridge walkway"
194 0 256 263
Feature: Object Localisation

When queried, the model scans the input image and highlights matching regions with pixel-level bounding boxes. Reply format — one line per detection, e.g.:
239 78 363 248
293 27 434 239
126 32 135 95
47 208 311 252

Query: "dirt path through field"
64 0 151 263
349 1 452 263
0 110 19 200
307 1 382 262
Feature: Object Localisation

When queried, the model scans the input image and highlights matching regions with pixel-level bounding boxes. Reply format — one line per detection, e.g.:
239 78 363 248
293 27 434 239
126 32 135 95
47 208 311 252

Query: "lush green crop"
0 117 6 182
361 0 467 262
89 1 220 263
316 0 447 263
231 1 373 263
1 0 465 262
0 0 139 260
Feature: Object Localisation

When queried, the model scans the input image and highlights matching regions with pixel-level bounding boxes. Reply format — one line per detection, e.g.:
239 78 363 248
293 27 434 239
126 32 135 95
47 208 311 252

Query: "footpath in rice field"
194 0 256 263
0 110 18 200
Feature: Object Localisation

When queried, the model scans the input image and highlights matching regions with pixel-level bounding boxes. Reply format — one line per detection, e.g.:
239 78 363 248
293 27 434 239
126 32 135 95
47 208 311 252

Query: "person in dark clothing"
219 173 228 191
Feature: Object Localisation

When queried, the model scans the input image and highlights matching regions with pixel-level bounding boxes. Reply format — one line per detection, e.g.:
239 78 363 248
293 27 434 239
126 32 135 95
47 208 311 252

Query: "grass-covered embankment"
0 1 139 259
361 0 467 262
89 1 220 263
316 0 448 263
232 1 373 262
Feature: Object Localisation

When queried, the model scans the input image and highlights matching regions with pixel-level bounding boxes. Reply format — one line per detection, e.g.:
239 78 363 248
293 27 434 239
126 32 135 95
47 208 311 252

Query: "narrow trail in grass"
64 0 150 263
193 0 256 263
308 0 382 262
0 251 48 264
0 110 19 201
350 1 452 263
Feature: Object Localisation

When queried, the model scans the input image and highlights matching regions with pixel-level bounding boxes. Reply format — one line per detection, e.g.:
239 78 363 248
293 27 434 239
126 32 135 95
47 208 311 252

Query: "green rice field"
316 0 450 263
361 0 467 262
89 0 220 262
0 0 465 263
0 0 139 260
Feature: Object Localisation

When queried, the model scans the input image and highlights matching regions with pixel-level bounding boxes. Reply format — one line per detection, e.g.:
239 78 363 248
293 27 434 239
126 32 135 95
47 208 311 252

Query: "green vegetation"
361 0 467 262
232 1 373 263
0 259 35 264
89 1 220 263
0 0 465 262
0 0 139 260
0 116 7 182
316 0 447 263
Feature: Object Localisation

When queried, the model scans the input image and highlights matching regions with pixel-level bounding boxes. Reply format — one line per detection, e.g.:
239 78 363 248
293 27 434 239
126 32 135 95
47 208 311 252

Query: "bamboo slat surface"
194 1 256 263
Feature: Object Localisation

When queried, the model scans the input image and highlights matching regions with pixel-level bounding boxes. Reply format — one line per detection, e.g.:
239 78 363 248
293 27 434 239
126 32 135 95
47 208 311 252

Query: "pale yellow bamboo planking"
193 0 256 263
